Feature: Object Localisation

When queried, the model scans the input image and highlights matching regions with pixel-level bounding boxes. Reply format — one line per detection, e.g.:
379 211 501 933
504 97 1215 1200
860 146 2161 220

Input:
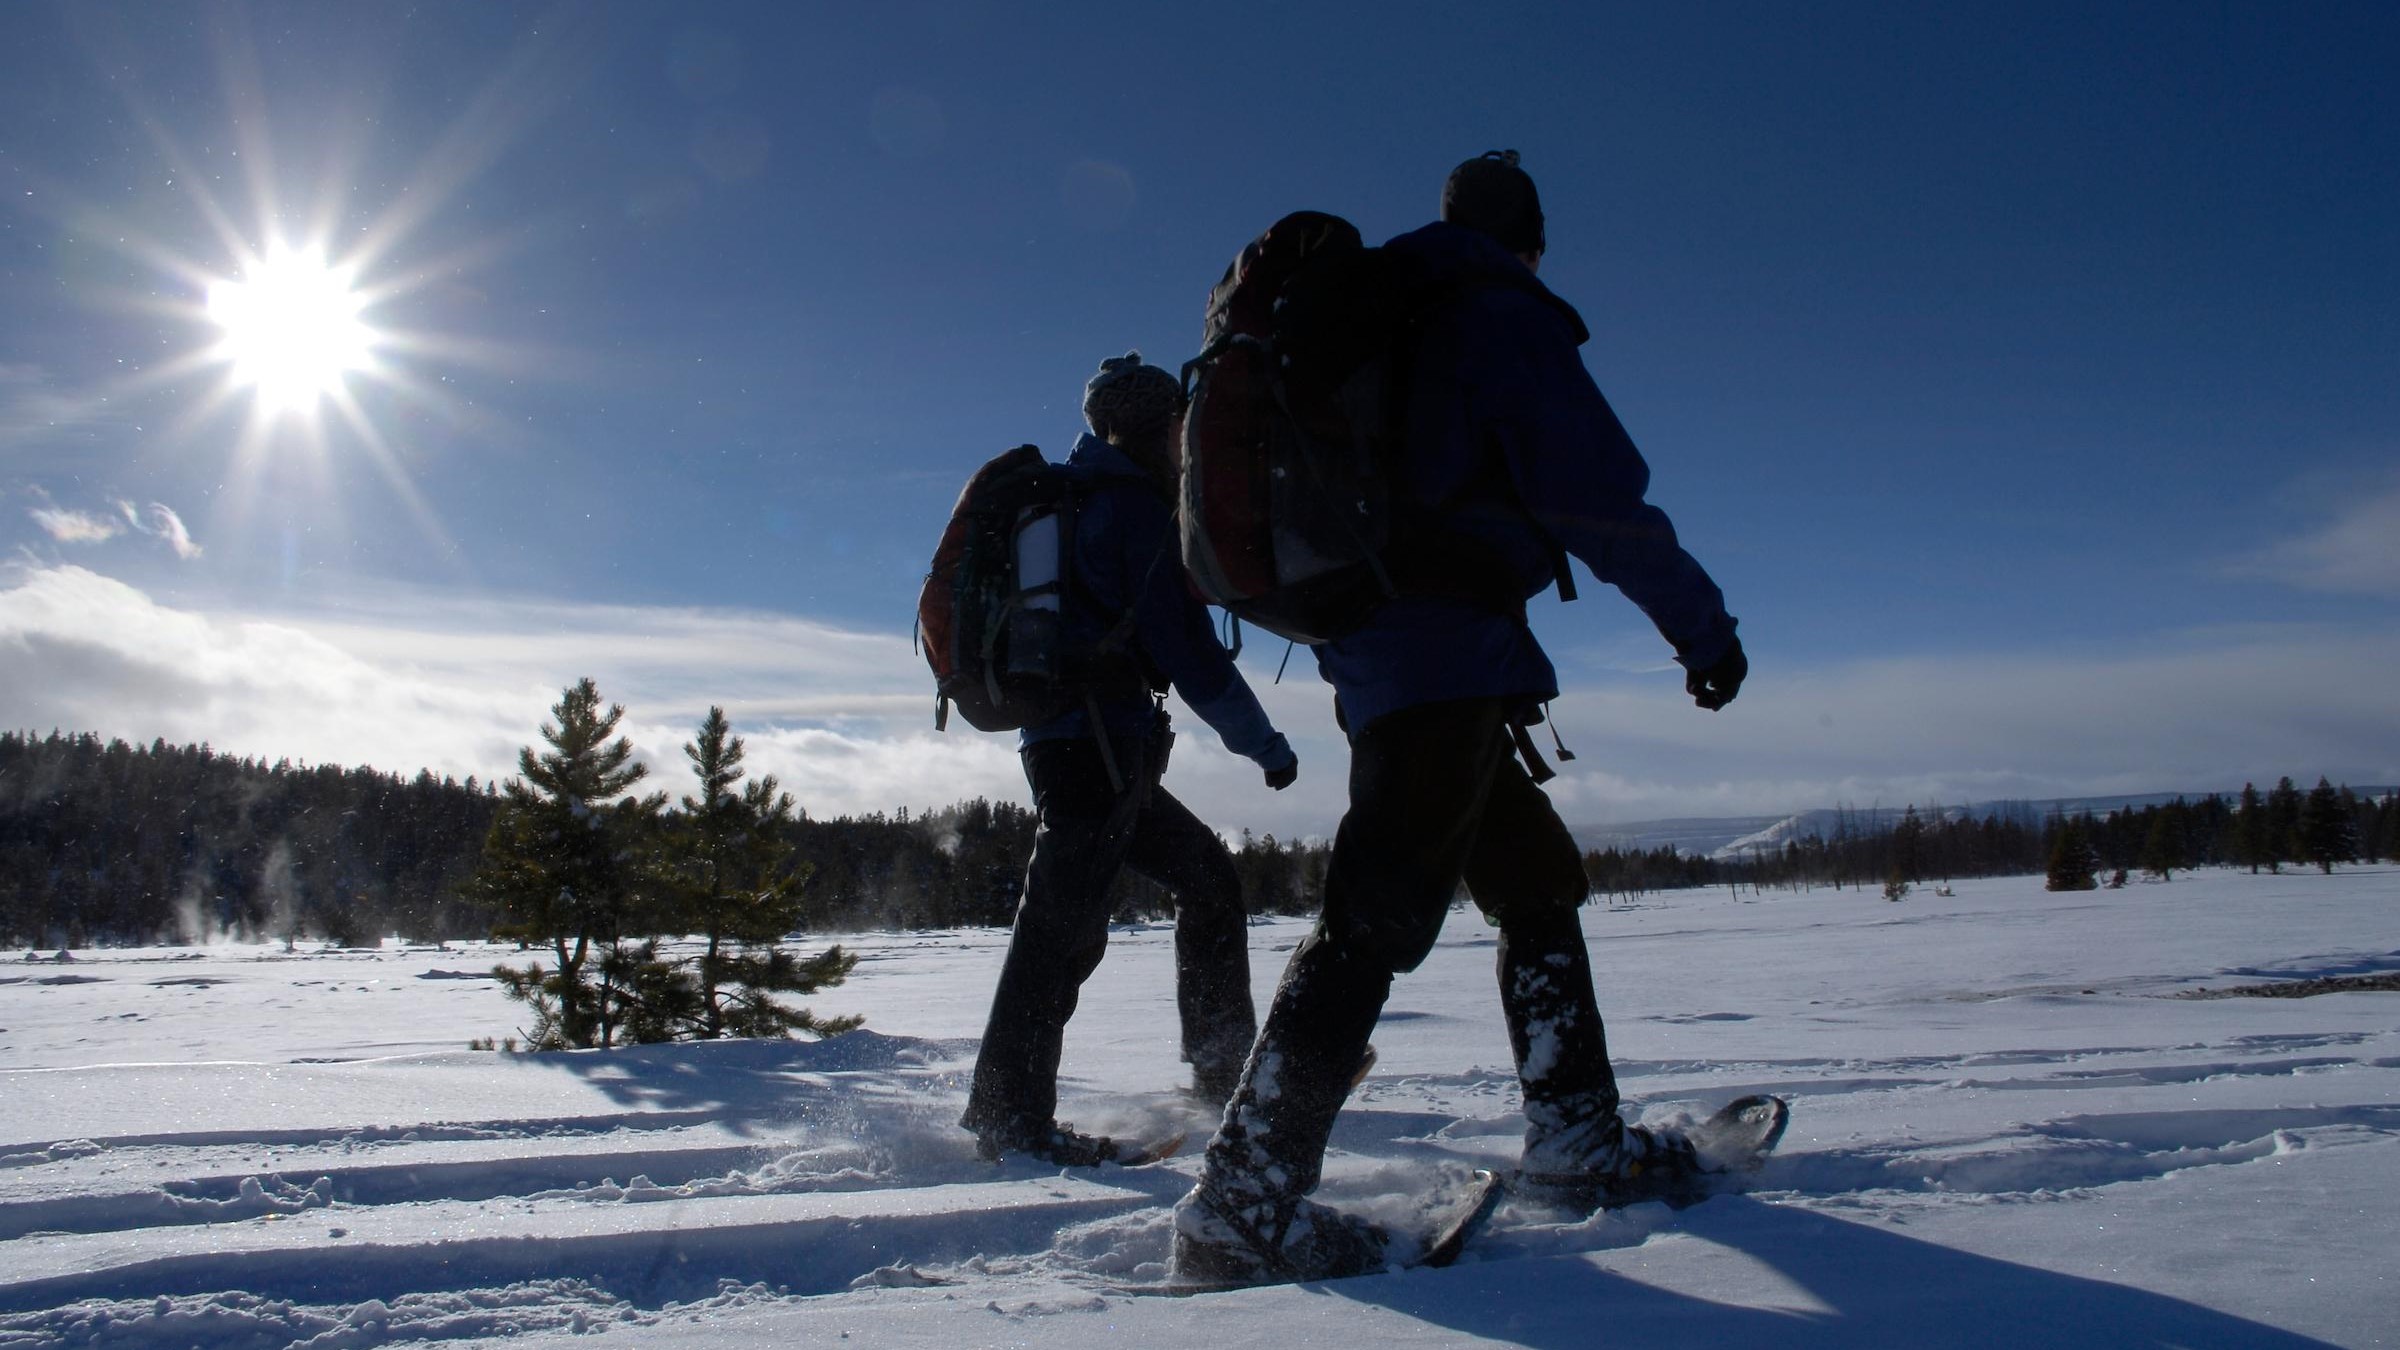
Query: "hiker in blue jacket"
962 353 1299 1166
1172 152 1750 1281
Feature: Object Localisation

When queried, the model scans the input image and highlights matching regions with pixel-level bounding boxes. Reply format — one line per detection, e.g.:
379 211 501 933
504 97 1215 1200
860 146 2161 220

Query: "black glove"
1263 758 1298 791
1686 637 1747 711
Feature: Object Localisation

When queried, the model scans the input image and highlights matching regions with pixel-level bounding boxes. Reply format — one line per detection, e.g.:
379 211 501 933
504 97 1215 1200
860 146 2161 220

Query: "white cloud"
28 507 125 546
19 495 202 559
140 503 203 560
0 564 539 785
2 564 2392 841
0 565 1033 820
2235 469 2400 594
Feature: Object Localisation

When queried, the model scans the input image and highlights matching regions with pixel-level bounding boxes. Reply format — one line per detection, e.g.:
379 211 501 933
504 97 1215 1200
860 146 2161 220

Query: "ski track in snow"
2 868 2396 1348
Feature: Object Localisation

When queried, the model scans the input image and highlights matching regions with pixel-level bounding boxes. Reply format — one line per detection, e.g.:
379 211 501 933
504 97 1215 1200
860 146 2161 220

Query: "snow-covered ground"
3 867 2395 1348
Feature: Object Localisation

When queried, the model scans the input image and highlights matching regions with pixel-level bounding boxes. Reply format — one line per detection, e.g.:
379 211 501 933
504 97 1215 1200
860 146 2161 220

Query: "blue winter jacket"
1314 221 1739 734
1021 435 1295 772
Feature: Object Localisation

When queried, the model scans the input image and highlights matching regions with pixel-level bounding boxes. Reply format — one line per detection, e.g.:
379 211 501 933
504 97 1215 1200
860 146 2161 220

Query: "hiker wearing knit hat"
1171 152 1757 1284
1082 351 1186 445
958 350 1296 1169
1442 149 1545 261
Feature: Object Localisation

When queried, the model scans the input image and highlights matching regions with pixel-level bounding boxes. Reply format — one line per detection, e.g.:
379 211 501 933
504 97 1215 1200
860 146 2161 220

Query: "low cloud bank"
1 564 2392 838
1543 628 2400 822
0 565 1025 822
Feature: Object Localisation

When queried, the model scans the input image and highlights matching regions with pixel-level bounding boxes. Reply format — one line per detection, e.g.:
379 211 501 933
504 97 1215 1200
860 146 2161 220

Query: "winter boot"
1496 906 1621 1140
1174 929 1394 1283
1185 1058 1246 1112
1169 1178 1391 1286
973 1118 1124 1167
1515 1109 1707 1209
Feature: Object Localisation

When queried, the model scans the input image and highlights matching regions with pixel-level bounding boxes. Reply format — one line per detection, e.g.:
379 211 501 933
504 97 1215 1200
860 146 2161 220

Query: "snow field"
1 866 2394 1347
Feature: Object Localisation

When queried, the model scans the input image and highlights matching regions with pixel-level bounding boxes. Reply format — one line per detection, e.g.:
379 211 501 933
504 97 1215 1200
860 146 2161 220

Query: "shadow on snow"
1333 1196 2336 1350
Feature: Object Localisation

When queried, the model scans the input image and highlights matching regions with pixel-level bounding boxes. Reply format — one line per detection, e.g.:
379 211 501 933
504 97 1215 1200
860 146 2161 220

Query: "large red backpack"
1179 212 1573 645
918 446 1082 733
918 446 1154 734
1177 213 1390 645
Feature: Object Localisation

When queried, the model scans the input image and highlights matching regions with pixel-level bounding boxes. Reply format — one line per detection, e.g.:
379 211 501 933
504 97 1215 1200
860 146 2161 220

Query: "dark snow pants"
962 730 1255 1136
1201 695 1618 1198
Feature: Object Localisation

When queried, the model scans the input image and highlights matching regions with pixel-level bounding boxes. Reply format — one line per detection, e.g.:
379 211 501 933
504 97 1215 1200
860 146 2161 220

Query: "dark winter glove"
1253 734 1298 790
1686 637 1747 711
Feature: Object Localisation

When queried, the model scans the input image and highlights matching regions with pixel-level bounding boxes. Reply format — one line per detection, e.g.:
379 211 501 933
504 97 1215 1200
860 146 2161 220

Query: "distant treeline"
0 730 499 948
1583 782 2395 901
2 728 2390 948
0 729 1295 947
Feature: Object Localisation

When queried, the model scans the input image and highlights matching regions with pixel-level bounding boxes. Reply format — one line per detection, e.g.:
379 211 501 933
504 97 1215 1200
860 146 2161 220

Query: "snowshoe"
1163 1167 1502 1291
1513 1094 1788 1212
1168 1184 1393 1289
975 1120 1181 1168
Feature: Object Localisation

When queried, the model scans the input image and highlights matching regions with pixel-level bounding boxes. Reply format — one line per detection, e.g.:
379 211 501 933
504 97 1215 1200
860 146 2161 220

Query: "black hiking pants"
962 729 1255 1137
1201 695 1618 1199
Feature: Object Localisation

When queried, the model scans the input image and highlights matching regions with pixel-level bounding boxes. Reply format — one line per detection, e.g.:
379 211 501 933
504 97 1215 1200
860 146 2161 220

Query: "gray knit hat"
1443 149 1545 257
1082 351 1184 441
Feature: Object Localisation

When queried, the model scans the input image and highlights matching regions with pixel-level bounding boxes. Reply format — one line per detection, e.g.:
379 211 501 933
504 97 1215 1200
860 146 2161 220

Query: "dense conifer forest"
4 724 2391 950
0 730 498 947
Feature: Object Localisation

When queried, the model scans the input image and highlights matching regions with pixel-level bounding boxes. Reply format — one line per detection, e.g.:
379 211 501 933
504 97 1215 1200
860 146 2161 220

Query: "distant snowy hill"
1573 788 2397 861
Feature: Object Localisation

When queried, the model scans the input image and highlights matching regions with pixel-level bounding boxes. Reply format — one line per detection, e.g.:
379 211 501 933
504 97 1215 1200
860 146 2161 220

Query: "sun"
34 26 569 564
205 244 377 415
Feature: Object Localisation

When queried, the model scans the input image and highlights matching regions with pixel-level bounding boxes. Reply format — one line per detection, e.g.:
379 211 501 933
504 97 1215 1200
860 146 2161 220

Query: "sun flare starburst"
205 245 377 415
15 13 597 574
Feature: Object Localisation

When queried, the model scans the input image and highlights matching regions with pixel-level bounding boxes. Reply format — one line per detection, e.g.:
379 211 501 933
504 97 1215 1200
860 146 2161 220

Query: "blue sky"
3 1 2395 836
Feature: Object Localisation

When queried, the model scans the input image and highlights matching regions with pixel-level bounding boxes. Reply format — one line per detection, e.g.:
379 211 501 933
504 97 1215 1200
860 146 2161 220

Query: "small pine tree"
651 706 857 1041
477 679 662 1049
2046 816 2100 892
1882 866 1910 902
2299 777 2359 875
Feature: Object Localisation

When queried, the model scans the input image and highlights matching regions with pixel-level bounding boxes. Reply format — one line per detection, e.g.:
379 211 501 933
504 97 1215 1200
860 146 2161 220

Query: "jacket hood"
1383 220 1590 346
1066 431 1131 472
1067 432 1171 489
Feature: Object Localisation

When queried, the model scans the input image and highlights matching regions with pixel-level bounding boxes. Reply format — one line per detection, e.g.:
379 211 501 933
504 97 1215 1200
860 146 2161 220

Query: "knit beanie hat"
1082 351 1184 442
1442 149 1545 257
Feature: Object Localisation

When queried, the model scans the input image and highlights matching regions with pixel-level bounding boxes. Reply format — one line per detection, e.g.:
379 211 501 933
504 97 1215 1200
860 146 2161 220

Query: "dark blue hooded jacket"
1021 434 1294 771
1313 221 1738 733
